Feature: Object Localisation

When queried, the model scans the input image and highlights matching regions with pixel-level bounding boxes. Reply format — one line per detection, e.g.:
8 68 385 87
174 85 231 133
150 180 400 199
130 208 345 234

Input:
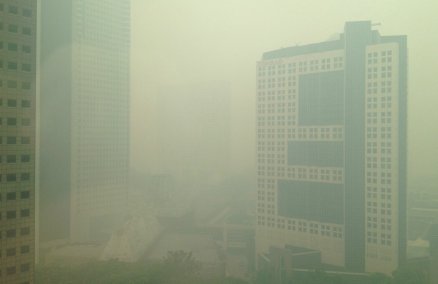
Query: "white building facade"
255 21 407 274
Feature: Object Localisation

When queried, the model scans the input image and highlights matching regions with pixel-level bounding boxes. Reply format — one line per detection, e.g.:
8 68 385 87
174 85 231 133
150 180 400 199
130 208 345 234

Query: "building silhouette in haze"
40 0 130 243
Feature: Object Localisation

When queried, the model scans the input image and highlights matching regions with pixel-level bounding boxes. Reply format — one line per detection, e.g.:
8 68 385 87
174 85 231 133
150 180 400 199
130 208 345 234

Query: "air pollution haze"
0 0 437 283
130 0 438 183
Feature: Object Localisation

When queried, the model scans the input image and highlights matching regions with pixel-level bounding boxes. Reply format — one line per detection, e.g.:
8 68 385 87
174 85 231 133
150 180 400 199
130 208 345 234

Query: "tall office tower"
255 21 407 274
0 1 37 283
40 0 130 243
156 82 230 189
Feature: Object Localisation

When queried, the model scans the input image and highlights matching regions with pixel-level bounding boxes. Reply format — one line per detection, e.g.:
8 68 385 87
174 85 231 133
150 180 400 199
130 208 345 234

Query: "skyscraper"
0 1 37 283
40 0 130 243
255 21 407 274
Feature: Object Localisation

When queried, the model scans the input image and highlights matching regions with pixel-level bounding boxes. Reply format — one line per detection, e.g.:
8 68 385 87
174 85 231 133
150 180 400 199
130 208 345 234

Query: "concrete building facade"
0 0 37 283
255 21 407 274
40 0 130 243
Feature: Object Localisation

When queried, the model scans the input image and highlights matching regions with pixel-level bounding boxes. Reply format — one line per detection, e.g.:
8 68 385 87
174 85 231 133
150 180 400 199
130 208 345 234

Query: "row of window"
366 231 393 246
257 132 343 141
367 192 392 200
0 173 32 183
0 136 31 145
367 222 392 231
258 89 297 96
0 41 32 53
0 3 33 17
367 80 393 94
257 215 344 238
0 209 31 220
0 154 31 163
366 147 392 154
257 126 343 139
0 191 31 201
0 226 30 239
0 245 30 257
0 45 32 55
0 24 32 37
368 51 393 57
257 94 296 104
367 155 392 163
258 57 344 76
367 207 392 215
0 99 31 108
0 117 32 126
0 263 31 277
366 163 392 170
367 57 392 65
0 79 32 89
366 201 392 208
257 166 343 181
0 60 32 72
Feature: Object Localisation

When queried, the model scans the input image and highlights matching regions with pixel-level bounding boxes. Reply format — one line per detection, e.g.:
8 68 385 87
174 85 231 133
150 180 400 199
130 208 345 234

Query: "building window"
21 173 30 181
20 209 30 218
7 61 17 70
7 117 17 126
6 192 16 200
20 191 30 199
7 42 17 51
8 5 18 14
21 136 30 144
6 173 16 182
21 245 30 254
21 100 31 108
21 263 30 272
23 9 32 17
6 229 17 238
22 118 31 126
7 80 17 88
7 248 16 256
21 154 31 163
22 27 31 35
7 99 16 107
22 82 31 89
7 211 17 219
22 45 31 53
21 63 31 72
20 227 30 236
7 266 16 275
7 136 16 144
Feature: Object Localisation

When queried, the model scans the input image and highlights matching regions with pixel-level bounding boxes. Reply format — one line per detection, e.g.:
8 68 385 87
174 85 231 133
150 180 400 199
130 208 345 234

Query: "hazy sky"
130 0 438 185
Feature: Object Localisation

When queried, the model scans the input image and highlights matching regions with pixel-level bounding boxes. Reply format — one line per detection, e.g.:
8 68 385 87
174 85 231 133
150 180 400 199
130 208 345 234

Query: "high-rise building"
40 0 130 243
255 21 407 274
0 1 37 283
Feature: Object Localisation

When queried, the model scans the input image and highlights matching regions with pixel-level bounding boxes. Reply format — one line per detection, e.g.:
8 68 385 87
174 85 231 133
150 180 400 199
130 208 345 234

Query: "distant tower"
0 1 37 283
40 0 130 243
255 21 407 274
